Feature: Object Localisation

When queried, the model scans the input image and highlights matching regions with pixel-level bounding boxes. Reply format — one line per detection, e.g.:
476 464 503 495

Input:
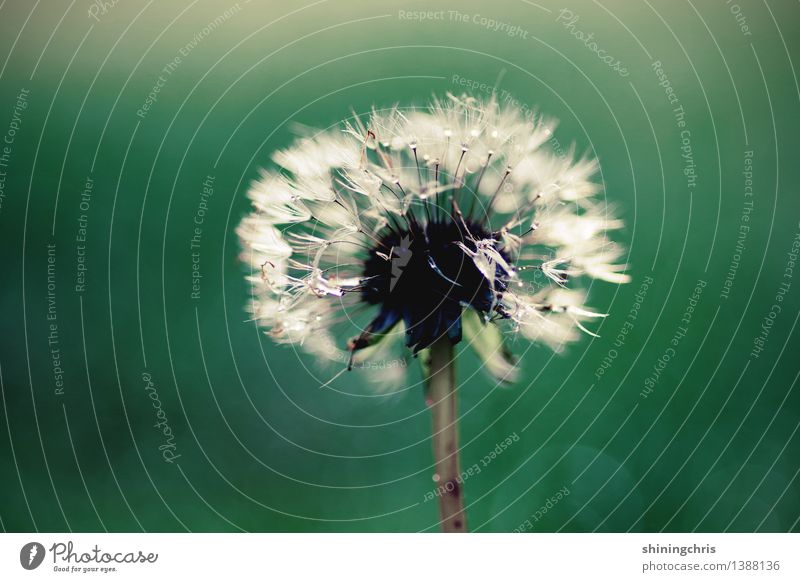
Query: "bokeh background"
0 0 798 532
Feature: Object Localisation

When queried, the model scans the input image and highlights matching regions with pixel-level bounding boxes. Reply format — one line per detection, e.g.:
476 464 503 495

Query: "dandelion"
238 93 629 532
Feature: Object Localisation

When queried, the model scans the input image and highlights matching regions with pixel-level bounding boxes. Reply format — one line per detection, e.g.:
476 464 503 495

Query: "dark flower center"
352 218 510 357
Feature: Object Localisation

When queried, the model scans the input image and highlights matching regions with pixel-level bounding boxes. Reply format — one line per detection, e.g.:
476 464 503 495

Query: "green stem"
427 336 467 533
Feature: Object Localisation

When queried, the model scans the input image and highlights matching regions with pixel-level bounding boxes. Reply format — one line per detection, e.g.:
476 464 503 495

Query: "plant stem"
427 336 467 533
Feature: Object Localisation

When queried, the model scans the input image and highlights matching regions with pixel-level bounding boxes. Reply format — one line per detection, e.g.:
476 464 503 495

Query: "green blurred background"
0 0 798 532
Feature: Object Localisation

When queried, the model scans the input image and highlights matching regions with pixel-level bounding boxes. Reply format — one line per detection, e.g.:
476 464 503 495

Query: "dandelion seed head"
238 93 628 384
